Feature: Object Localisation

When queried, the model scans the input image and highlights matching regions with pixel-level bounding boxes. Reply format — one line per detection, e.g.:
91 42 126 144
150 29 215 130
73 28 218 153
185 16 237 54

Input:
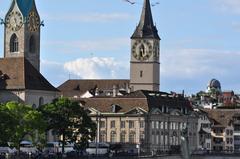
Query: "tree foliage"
39 97 96 152
0 102 46 149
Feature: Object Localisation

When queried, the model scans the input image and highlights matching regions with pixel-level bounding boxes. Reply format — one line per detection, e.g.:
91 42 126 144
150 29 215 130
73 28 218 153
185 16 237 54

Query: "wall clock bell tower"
130 0 161 91
4 0 41 71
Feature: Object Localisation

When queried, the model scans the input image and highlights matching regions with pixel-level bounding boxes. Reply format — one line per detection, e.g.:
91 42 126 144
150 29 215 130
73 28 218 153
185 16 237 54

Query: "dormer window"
111 104 121 113
10 34 18 53
112 104 117 113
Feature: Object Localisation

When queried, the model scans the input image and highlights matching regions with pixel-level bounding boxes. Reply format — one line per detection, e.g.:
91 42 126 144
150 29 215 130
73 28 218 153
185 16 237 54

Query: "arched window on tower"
29 36 36 53
10 34 19 53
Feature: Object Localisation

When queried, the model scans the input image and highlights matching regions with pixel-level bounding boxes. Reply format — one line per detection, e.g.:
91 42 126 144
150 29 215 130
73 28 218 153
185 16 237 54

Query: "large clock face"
132 40 153 61
6 11 23 31
27 11 40 32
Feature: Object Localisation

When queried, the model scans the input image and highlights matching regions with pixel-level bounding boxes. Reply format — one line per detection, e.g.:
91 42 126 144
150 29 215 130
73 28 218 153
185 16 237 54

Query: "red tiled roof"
203 109 240 128
58 79 130 97
0 57 58 91
78 90 192 113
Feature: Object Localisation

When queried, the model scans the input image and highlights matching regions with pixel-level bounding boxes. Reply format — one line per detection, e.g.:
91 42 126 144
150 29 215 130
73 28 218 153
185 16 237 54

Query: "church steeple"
4 0 41 71
131 0 160 40
130 0 160 92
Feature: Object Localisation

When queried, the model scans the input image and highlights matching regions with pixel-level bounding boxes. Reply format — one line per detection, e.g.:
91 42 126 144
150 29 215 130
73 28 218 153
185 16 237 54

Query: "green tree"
0 103 15 144
39 97 96 153
0 102 46 150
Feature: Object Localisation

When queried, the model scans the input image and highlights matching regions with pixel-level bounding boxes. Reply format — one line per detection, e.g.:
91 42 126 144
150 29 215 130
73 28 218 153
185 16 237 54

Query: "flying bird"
123 0 135 5
151 2 160 7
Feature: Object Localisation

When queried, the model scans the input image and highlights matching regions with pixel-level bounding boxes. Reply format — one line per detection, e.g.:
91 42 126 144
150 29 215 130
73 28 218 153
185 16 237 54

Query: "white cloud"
161 48 240 79
63 57 128 79
214 0 240 14
42 12 133 23
42 38 129 53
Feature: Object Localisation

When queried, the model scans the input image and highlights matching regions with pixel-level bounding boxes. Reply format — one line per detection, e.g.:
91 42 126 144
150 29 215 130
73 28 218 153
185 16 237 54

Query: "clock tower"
4 0 41 71
130 0 160 91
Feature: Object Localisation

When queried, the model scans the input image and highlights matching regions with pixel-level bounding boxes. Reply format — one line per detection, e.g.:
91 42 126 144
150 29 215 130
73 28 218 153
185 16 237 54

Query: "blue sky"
1 0 240 95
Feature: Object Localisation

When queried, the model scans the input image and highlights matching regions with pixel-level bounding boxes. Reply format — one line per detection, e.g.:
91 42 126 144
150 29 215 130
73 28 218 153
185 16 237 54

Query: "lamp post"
180 115 190 159
95 112 100 156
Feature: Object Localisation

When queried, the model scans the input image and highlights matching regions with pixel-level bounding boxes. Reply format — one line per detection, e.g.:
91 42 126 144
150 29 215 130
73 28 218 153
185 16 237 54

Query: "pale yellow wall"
93 115 145 144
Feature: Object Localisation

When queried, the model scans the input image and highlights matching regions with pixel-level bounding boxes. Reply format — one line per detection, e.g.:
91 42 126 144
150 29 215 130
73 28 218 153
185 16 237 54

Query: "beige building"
77 90 198 153
204 109 236 152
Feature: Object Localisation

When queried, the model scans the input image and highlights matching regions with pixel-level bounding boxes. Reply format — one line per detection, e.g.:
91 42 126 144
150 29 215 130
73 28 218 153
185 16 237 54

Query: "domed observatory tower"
206 79 222 94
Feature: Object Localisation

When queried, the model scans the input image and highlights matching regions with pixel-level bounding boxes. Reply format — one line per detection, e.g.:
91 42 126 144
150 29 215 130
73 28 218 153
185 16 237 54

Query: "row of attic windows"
9 34 36 53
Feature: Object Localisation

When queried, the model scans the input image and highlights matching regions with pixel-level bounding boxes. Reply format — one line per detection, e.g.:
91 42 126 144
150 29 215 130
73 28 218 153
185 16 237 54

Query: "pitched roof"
0 57 58 92
7 0 35 17
131 0 160 39
79 90 192 113
16 0 34 17
81 97 149 113
58 79 130 97
203 109 240 128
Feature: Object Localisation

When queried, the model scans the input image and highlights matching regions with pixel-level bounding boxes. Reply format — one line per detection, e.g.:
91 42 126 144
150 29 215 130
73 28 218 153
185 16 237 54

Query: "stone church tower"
130 0 160 91
4 0 41 71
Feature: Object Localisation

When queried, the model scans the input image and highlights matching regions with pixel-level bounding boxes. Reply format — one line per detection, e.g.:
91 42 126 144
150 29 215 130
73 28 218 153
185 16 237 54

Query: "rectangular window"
165 122 168 129
152 121 155 129
179 123 182 130
140 121 145 128
120 133 126 143
170 122 172 130
121 121 125 128
140 71 143 78
140 132 145 141
160 134 164 145
110 121 115 128
129 121 135 129
152 134 155 144
129 132 136 143
207 143 210 148
100 121 105 128
156 121 159 129
170 136 172 145
160 122 164 129
165 135 168 146
156 135 159 145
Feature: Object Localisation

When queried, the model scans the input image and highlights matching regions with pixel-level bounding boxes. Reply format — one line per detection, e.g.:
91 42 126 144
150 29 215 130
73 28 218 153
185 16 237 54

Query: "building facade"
194 109 212 150
79 90 198 154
